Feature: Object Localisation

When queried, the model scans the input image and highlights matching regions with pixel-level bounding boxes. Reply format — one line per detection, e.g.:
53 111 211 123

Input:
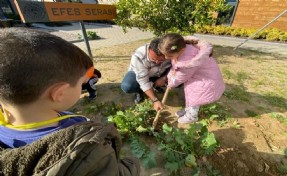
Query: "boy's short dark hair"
148 38 164 56
0 28 93 105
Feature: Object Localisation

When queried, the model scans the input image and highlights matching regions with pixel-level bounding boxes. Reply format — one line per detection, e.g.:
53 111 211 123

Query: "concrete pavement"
32 22 154 50
32 22 286 57
194 34 287 57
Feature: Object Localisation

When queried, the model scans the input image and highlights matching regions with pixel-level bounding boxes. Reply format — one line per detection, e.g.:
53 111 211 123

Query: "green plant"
108 100 156 133
194 25 206 34
265 28 284 41
253 78 265 87
115 0 229 35
129 135 157 168
231 120 241 129
279 32 287 42
239 28 250 37
194 24 287 42
200 103 231 121
156 121 218 174
222 68 234 80
205 25 216 34
245 28 257 37
254 29 269 39
87 31 100 40
235 71 249 84
108 100 219 174
269 113 287 126
82 101 122 116
78 31 100 40
213 25 227 35
277 153 287 175
277 164 287 174
266 32 280 41
230 27 241 37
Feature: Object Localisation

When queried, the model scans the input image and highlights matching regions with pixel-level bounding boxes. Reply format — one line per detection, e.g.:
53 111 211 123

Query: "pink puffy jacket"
167 44 225 107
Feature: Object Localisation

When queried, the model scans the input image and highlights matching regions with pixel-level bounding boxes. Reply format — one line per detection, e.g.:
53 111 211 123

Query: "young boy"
82 68 102 100
0 28 139 175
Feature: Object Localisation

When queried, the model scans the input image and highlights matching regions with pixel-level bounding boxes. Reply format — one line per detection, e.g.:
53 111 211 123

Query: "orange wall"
232 0 287 31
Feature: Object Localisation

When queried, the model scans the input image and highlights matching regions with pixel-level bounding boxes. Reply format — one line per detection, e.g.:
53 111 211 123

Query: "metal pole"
79 21 93 59
234 8 287 50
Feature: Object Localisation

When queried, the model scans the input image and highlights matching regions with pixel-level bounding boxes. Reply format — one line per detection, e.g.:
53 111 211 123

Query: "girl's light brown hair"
158 33 186 55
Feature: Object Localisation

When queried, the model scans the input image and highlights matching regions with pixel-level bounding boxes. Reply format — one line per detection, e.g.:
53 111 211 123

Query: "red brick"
232 0 287 31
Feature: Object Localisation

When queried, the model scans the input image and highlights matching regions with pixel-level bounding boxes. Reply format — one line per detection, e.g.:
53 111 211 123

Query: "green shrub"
255 29 270 39
224 26 232 35
194 25 203 34
194 25 206 34
116 0 229 36
266 33 280 41
194 25 287 42
239 28 250 37
230 27 241 37
205 25 215 34
213 25 227 35
246 28 257 37
195 25 214 34
279 32 287 42
266 28 284 41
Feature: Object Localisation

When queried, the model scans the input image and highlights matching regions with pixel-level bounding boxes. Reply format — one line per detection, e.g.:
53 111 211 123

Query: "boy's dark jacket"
0 122 140 176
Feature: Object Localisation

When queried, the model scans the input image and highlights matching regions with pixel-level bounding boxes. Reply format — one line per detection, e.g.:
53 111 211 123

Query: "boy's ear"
49 83 70 102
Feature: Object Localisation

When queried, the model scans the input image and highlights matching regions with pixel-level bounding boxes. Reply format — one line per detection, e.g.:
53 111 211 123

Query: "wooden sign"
14 0 117 23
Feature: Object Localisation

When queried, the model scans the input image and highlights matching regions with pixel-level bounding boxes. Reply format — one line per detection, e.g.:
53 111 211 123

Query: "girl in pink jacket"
159 33 225 124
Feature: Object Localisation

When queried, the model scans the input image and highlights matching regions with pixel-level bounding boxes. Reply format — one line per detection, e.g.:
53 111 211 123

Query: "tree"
115 0 230 36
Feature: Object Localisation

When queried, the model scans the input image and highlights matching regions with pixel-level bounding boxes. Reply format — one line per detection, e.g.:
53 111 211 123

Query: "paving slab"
194 34 287 57
32 22 286 57
32 22 155 50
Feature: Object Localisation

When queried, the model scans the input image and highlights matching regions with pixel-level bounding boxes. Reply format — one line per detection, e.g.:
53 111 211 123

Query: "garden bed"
72 39 287 176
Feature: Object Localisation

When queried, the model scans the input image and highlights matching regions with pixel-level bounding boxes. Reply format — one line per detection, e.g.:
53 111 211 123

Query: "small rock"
256 163 264 172
236 160 250 173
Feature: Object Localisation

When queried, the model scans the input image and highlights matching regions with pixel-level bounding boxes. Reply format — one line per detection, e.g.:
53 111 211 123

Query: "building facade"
230 0 287 31
2 0 287 31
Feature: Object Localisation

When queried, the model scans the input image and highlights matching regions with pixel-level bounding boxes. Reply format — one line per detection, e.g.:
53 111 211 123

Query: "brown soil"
75 39 287 176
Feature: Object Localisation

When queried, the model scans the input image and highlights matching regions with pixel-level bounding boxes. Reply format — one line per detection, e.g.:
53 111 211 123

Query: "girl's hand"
183 36 199 45
168 69 176 85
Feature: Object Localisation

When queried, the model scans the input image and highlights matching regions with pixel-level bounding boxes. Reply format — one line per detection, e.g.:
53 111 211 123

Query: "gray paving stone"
32 22 286 57
194 34 287 57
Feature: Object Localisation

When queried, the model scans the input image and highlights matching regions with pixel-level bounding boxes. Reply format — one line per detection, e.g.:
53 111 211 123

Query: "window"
0 0 15 16
216 0 238 26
